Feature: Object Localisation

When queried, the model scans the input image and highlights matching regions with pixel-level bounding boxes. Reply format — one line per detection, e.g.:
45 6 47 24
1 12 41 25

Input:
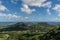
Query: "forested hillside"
40 26 60 40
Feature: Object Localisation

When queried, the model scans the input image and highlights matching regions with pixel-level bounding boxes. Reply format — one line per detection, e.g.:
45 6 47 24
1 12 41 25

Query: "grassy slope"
0 22 59 40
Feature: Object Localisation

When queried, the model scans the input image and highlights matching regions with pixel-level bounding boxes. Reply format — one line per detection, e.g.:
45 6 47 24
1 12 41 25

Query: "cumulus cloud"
22 0 51 8
22 0 46 7
53 4 60 16
21 4 36 14
0 13 30 20
11 0 19 4
0 1 8 11
21 0 52 14
0 5 8 11
42 2 51 8
47 9 51 15
25 17 29 19
0 13 21 19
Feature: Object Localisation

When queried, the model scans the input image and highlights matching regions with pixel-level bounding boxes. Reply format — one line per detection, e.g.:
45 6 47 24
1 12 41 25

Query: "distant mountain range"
0 22 60 40
0 22 58 32
0 22 60 26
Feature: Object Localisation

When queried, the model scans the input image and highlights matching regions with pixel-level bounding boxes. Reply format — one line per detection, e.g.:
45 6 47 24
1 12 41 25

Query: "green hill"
40 27 60 40
0 22 57 32
0 22 59 40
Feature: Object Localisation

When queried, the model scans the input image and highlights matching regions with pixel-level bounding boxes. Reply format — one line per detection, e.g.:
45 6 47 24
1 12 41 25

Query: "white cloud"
25 17 29 19
14 12 17 14
42 2 52 8
22 0 46 7
47 9 51 15
21 4 36 14
0 1 8 11
53 4 60 16
11 0 19 4
21 0 52 14
0 13 30 20
0 5 8 11
0 13 21 19
22 0 51 8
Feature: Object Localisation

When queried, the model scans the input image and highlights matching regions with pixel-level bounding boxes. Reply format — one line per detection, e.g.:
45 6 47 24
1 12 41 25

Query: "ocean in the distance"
47 22 60 25
0 22 60 26
0 22 17 26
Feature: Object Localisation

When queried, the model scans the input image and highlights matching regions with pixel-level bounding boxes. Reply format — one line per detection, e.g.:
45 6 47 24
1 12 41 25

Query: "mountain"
0 22 27 31
0 22 60 40
0 22 58 32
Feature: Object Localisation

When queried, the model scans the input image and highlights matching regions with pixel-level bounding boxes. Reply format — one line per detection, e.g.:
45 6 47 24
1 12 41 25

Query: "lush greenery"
0 22 60 40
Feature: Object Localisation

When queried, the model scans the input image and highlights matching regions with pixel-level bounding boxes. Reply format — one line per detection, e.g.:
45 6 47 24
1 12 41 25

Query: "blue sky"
0 0 60 22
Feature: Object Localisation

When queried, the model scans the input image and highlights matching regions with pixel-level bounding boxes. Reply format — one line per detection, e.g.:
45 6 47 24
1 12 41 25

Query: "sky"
0 0 60 22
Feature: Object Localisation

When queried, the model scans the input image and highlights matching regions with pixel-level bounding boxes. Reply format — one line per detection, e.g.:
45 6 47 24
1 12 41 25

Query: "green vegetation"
0 22 60 40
